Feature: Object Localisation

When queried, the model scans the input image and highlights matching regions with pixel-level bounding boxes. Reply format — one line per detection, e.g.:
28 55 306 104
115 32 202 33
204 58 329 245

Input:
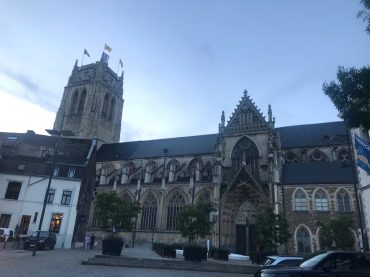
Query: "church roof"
282 161 354 185
97 134 219 161
277 121 347 149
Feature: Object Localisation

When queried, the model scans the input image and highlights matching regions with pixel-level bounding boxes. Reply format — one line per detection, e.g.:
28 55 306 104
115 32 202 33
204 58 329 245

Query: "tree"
254 207 291 252
317 216 355 250
95 192 141 236
323 66 370 129
176 202 215 243
358 0 370 35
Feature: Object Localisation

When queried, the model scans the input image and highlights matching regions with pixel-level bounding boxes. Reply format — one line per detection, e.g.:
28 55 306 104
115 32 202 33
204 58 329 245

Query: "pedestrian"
90 233 95 250
84 233 90 250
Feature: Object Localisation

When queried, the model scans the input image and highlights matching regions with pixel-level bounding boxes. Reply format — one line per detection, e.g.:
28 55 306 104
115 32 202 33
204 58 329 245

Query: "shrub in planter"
102 237 124 256
183 245 207 262
214 247 229 260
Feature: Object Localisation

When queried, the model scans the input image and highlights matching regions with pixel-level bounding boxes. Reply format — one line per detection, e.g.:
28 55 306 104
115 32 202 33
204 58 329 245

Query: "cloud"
0 64 58 112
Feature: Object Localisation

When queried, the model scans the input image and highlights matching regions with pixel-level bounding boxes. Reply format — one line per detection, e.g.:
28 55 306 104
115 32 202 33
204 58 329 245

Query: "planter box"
183 245 207 262
102 238 124 256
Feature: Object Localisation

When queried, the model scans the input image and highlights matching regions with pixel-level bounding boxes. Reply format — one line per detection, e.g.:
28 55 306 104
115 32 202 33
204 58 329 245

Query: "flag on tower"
83 49 90 57
354 134 370 174
119 59 123 67
104 43 112 53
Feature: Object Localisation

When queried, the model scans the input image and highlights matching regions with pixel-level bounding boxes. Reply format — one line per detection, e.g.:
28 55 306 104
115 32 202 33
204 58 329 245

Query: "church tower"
53 52 124 143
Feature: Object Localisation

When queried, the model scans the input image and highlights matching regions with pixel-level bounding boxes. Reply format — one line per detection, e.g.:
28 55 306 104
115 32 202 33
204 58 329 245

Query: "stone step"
82 255 258 274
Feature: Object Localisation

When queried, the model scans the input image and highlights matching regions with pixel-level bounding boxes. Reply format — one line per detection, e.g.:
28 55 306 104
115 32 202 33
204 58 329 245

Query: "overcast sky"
0 0 369 142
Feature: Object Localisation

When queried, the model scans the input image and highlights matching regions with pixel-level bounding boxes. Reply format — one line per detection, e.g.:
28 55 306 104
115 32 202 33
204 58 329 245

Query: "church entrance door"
236 224 246 255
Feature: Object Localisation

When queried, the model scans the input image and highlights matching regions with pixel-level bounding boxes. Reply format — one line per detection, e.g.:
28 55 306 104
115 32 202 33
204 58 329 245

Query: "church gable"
224 90 269 134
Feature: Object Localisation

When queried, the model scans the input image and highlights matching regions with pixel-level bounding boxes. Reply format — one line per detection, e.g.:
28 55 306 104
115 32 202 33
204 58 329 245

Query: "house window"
67 167 76 178
166 192 185 231
53 167 60 177
337 189 351 212
33 212 38 223
140 193 157 230
49 214 63 233
296 226 311 254
61 190 72 205
47 189 55 204
5 181 22 200
17 163 26 171
315 189 329 211
293 189 307 211
0 214 11 228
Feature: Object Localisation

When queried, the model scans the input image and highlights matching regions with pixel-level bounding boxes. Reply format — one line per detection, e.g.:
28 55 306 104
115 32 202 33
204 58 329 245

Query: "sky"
0 0 369 142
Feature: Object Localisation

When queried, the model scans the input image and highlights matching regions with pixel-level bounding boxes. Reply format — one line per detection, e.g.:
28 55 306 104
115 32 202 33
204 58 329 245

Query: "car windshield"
263 257 276 265
31 231 50 238
300 252 330 269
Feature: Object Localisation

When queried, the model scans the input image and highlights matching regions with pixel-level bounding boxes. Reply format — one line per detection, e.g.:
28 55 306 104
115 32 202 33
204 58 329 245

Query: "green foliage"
254 207 291 252
358 0 370 35
317 216 355 251
95 192 141 236
323 66 370 129
176 202 215 243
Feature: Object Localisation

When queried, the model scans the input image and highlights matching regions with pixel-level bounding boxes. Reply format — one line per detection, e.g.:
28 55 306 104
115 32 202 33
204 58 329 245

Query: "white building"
0 131 96 248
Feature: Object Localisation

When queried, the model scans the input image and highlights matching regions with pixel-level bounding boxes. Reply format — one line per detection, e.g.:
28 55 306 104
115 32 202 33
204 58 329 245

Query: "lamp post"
32 114 74 256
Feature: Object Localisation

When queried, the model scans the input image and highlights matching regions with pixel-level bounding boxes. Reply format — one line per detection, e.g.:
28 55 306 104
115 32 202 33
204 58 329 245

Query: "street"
0 248 253 277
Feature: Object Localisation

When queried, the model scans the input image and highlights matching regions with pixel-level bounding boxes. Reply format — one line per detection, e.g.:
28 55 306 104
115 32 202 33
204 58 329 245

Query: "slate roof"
282 161 354 185
277 121 347 149
97 134 218 161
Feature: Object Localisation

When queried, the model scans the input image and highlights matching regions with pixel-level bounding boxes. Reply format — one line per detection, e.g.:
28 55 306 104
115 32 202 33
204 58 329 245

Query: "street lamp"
32 116 74 256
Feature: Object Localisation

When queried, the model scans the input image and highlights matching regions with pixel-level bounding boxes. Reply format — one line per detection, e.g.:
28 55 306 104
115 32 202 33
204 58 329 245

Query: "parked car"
254 256 304 277
0 228 14 240
23 231 56 250
260 251 370 277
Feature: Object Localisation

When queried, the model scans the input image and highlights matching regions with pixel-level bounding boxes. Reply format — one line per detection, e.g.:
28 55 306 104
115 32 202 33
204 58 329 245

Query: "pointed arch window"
77 89 87 113
231 137 259 177
108 97 116 121
102 93 109 119
188 159 201 181
315 189 329 211
336 189 351 212
166 192 185 231
296 226 311 254
293 189 307 211
69 90 79 114
140 193 157 230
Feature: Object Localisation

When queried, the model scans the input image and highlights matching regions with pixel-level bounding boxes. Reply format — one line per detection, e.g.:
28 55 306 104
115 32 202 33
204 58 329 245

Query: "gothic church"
55 53 361 255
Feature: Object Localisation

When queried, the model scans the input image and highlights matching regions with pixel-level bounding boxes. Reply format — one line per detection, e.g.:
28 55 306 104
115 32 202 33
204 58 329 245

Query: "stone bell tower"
53 52 124 143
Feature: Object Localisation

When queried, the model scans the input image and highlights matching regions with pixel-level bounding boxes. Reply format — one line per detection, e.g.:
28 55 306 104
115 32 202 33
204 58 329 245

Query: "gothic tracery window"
140 193 157 230
314 189 329 211
309 150 328 162
77 89 86 113
108 97 116 121
293 189 307 211
336 189 351 212
166 192 185 231
285 151 299 163
69 90 78 113
296 226 311 254
231 137 259 176
102 93 109 118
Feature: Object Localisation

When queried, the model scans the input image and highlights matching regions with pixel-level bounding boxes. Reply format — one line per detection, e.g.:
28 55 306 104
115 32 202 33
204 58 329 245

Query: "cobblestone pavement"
0 245 253 277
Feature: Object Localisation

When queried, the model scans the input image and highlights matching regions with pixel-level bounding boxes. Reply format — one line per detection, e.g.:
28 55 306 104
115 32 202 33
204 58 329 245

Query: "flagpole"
81 50 85 67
